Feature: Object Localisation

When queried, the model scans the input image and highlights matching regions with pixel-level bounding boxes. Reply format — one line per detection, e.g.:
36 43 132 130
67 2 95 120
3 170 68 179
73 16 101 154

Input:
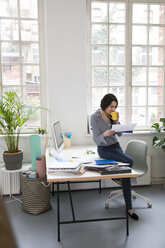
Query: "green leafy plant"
151 118 165 152
37 127 46 135
41 128 46 135
38 127 41 134
0 91 36 153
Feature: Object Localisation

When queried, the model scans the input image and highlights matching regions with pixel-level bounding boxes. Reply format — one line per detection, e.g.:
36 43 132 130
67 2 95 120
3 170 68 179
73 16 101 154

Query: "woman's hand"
116 112 120 124
103 130 115 138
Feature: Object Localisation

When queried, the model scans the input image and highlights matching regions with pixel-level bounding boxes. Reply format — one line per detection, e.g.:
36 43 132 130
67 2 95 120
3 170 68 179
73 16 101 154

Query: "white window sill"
0 134 48 138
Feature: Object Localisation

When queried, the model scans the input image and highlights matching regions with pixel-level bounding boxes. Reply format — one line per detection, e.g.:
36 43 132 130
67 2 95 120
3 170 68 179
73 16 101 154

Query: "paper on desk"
112 123 137 132
47 162 81 169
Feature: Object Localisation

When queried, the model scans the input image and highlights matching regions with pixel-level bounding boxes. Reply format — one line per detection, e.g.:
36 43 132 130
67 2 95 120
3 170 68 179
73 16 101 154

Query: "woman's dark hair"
100 93 118 111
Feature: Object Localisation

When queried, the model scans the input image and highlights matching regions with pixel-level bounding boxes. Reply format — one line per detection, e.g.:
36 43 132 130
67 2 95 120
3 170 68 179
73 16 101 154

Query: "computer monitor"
51 121 64 153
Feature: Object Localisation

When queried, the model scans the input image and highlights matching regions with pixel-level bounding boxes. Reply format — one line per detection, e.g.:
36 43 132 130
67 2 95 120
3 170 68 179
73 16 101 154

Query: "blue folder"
95 159 118 165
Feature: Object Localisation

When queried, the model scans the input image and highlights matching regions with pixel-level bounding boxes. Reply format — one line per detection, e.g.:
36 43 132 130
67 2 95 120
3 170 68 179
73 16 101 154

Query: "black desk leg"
126 181 129 236
57 182 60 242
99 179 101 193
52 182 55 196
67 181 75 221
126 205 129 236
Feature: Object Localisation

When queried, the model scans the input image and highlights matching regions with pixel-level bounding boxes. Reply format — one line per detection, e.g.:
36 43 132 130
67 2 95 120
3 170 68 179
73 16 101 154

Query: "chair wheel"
147 203 152 208
108 194 112 198
133 196 136 199
105 203 109 209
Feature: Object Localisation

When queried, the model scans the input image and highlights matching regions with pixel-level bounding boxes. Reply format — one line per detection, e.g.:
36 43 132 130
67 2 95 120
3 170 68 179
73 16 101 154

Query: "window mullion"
88 0 92 115
0 39 2 99
38 0 43 128
107 2 109 91
125 0 132 124
163 4 165 118
146 4 149 127
17 0 23 96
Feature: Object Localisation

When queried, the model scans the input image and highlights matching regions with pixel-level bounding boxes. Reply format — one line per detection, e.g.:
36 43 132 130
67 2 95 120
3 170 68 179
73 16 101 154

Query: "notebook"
85 164 118 171
95 159 118 165
100 166 131 175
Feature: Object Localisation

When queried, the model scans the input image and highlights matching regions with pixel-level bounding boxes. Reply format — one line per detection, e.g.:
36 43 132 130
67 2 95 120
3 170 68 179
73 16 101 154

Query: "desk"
46 147 139 242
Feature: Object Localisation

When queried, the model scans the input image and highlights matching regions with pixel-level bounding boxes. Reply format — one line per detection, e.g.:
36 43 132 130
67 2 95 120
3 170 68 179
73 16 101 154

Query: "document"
47 162 81 170
112 123 137 132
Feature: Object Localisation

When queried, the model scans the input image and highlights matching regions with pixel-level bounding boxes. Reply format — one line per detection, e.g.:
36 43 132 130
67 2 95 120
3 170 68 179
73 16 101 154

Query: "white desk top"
47 169 139 182
46 147 139 182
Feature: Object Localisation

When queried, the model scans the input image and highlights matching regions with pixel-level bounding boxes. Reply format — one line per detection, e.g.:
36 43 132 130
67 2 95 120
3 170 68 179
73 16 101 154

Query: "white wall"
45 0 89 145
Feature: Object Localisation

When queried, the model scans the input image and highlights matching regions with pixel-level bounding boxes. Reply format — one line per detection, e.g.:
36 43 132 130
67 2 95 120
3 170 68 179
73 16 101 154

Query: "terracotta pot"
3 150 23 170
35 159 46 178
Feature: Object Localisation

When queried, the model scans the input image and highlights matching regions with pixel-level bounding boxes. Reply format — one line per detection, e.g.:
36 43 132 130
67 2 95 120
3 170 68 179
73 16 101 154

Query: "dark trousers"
97 142 134 210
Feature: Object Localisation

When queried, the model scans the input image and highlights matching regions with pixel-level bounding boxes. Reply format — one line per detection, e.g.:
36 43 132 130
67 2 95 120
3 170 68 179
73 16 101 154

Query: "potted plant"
38 127 41 134
41 129 46 135
37 128 46 135
152 118 165 151
0 91 36 170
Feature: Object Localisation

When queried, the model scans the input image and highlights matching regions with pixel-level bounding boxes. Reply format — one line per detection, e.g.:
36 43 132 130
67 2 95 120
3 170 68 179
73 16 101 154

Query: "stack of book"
47 160 132 175
84 159 131 175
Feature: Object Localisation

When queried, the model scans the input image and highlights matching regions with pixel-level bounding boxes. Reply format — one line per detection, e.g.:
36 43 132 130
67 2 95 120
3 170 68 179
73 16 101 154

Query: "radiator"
0 171 20 195
0 164 31 195
102 155 151 188
133 155 151 186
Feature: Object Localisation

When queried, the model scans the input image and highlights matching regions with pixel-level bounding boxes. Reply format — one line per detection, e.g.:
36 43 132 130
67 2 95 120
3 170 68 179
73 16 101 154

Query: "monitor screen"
52 121 64 153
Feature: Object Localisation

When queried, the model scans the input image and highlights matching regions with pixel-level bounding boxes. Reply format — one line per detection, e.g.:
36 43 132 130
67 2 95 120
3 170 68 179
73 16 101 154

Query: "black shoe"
128 212 139 220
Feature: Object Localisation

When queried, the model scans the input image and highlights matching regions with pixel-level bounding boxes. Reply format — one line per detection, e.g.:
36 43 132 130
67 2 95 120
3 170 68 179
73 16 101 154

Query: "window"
88 0 165 129
0 0 43 128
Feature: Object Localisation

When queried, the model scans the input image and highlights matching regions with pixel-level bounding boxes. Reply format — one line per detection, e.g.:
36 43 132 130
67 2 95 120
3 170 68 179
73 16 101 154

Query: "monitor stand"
48 142 62 158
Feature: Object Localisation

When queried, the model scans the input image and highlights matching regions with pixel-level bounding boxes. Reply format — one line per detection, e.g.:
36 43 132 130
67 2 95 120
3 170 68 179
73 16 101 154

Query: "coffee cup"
111 112 118 121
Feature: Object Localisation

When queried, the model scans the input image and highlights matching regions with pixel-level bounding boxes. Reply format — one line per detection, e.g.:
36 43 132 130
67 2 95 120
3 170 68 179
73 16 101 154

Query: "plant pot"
3 150 23 170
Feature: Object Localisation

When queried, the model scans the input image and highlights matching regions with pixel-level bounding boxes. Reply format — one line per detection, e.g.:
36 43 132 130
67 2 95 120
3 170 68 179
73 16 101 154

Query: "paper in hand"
112 123 137 132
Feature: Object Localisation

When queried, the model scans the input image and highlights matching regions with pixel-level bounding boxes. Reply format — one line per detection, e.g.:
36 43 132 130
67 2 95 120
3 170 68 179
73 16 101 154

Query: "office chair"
105 140 152 209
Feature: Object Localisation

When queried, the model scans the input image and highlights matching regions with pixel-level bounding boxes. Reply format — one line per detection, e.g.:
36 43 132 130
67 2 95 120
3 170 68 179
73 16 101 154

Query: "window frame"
87 0 165 130
0 0 47 133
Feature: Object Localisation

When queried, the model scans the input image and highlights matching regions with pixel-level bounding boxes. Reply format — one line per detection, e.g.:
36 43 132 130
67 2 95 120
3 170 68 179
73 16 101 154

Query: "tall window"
0 0 42 127
88 0 165 129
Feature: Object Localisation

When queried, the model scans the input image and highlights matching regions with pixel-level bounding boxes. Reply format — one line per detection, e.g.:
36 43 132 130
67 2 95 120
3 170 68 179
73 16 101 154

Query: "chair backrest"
125 140 148 174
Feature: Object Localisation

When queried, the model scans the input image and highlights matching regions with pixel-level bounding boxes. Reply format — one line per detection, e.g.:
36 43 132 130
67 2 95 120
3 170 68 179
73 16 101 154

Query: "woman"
90 93 139 220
